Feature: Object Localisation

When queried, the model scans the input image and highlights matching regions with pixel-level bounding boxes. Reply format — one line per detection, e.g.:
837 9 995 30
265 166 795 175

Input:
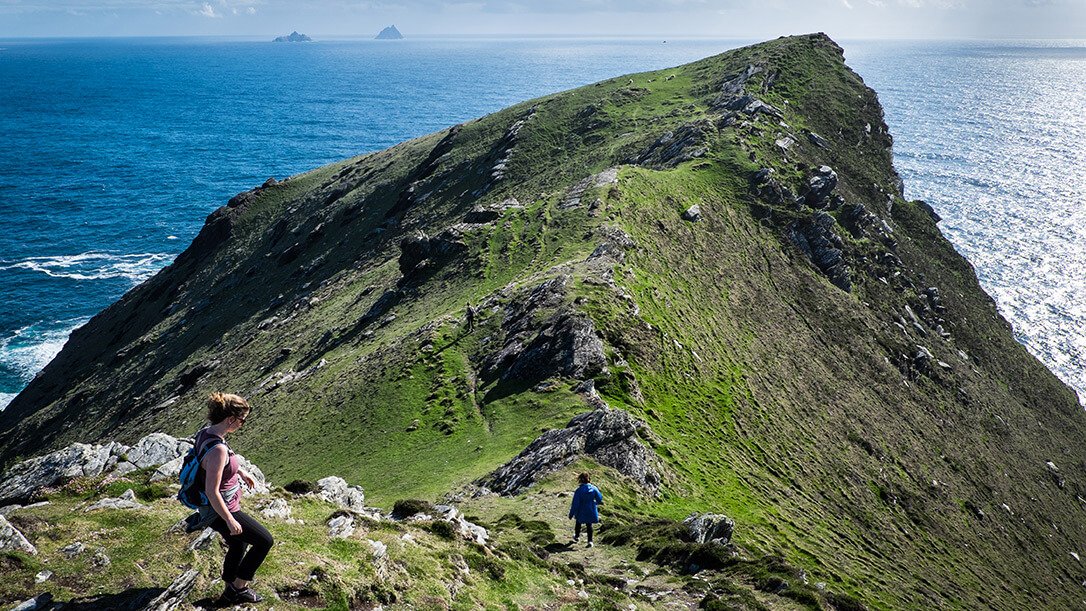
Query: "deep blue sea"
1 37 1083 408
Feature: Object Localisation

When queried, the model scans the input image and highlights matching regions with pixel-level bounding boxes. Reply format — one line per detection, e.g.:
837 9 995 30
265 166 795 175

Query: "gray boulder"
799 166 838 209
681 205 702 222
60 542 85 558
0 514 37 554
86 488 145 512
327 514 355 538
260 498 294 521
479 408 662 496
316 476 366 512
683 513 735 544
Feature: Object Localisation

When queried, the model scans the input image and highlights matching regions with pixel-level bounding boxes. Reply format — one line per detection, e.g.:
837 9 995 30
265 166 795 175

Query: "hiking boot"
587 542 594 548
223 584 264 603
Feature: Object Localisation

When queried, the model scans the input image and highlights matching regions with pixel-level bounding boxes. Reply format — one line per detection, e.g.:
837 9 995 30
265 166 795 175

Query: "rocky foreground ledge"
0 432 807 610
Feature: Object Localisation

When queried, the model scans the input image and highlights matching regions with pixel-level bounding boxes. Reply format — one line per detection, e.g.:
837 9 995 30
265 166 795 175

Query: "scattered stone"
316 476 366 512
142 568 199 611
327 514 355 539
368 539 388 559
60 542 86 558
807 131 830 148
0 440 128 504
406 419 420 431
92 549 112 568
480 408 662 496
1046 461 1059 473
432 505 489 545
0 515 37 555
34 570 52 584
681 205 702 222
683 513 735 545
260 498 294 521
775 136 796 150
86 488 145 512
188 528 217 551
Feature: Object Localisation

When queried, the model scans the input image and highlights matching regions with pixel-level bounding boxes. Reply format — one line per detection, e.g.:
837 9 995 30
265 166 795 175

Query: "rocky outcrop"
633 120 714 168
683 513 735 545
0 514 37 554
480 275 607 383
560 168 620 209
398 227 468 275
786 212 852 292
432 505 489 545
0 433 267 505
479 408 662 495
316 476 366 512
797 166 840 210
464 197 522 224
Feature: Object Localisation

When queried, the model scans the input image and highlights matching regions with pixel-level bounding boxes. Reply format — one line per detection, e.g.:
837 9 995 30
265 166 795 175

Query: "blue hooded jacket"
569 483 603 523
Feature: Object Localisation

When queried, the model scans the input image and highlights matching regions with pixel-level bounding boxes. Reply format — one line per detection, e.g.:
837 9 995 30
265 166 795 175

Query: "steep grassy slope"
3 34 1085 608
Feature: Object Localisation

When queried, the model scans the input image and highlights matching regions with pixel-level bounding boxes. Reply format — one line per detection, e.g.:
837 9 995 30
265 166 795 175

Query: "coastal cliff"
2 33 1084 608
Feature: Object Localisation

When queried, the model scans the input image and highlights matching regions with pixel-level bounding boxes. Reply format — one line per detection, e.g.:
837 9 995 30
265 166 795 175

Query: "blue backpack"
177 437 223 510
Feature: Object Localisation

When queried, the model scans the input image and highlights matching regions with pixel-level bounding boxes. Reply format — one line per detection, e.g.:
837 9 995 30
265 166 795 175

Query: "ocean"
1 37 1083 409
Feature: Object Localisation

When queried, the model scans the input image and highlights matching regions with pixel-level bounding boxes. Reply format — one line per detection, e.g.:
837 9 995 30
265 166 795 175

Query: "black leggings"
210 510 274 582
575 521 594 543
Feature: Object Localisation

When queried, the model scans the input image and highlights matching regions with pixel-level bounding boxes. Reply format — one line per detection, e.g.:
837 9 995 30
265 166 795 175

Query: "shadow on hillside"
64 587 164 609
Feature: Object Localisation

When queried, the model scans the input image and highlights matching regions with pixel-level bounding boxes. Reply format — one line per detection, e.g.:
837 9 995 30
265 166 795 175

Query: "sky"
1 0 1085 39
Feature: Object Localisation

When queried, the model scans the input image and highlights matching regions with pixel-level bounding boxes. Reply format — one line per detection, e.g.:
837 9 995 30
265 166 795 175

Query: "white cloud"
197 1 217 16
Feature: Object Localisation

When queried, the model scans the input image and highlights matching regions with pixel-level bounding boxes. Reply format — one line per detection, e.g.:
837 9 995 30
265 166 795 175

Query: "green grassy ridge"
2 33 1086 609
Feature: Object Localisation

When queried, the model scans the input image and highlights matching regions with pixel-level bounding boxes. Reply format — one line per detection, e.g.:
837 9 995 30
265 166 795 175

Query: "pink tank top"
195 429 243 513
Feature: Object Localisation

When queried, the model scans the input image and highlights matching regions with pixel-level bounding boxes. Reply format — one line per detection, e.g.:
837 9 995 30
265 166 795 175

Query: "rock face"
633 120 714 168
375 25 404 40
683 513 735 545
316 476 366 512
0 514 37 554
786 212 852 292
479 408 662 495
480 275 608 384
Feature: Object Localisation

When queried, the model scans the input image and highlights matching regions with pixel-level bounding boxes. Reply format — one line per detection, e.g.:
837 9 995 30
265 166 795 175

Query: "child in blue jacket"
569 472 603 548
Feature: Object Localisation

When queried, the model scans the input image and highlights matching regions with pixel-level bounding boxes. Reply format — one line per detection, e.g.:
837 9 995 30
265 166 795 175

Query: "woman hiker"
197 392 274 604
569 472 603 548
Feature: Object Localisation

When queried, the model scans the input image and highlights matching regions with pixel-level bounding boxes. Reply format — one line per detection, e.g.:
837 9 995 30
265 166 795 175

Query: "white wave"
0 393 16 412
0 319 87 408
0 252 173 283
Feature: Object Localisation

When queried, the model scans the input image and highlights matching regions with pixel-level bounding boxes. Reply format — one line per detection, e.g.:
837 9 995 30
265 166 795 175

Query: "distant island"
273 31 312 42
375 25 404 40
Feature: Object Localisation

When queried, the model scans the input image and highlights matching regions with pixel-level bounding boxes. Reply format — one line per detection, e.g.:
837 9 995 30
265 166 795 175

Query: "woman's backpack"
177 437 223 510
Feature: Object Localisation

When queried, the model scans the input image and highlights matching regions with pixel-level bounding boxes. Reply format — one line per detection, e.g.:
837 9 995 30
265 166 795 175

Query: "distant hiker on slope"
569 472 603 548
464 302 478 332
196 392 274 604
